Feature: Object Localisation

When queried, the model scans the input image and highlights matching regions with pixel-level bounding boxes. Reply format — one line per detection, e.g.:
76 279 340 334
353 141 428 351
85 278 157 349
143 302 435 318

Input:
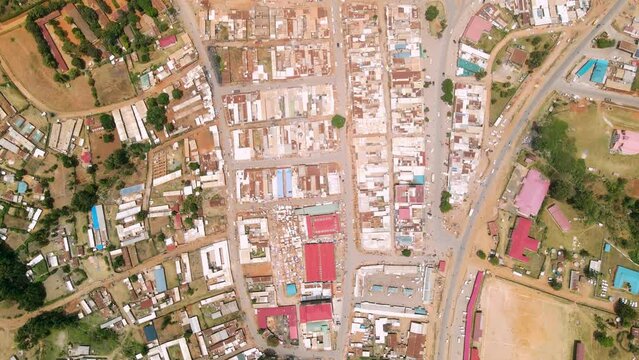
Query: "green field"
555 102 639 179
539 201 607 257
38 314 119 360
489 81 519 124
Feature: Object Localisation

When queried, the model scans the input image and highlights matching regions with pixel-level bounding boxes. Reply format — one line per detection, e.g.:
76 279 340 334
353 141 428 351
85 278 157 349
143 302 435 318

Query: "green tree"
439 190 452 213
474 70 487 80
157 92 170 106
135 210 148 221
615 299 638 326
59 154 79 168
441 78 454 105
71 57 86 69
112 255 124 268
71 184 98 212
104 148 130 170
425 6 439 21
593 330 614 347
331 114 346 128
172 88 183 100
99 113 116 131
476 250 486 259
15 309 77 349
103 133 115 143
188 162 200 171
0 243 46 311
401 249 412 257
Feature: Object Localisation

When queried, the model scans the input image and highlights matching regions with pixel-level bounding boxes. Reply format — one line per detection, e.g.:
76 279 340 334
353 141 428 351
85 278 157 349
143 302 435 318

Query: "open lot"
480 277 618 360
93 61 136 105
556 101 639 179
0 26 95 112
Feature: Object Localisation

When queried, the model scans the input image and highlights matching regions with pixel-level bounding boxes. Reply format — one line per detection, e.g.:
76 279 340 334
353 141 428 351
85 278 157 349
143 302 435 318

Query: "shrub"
103 133 114 143
401 249 412 257
266 334 280 347
172 88 183 99
476 250 486 259
439 191 452 213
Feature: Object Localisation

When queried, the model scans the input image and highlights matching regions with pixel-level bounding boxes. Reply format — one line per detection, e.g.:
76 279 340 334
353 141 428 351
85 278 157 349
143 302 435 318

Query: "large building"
508 217 540 263
515 169 550 217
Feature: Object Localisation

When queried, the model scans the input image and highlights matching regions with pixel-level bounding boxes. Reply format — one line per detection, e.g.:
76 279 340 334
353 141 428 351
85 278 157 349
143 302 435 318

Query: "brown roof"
618 40 636 54
509 48 528 67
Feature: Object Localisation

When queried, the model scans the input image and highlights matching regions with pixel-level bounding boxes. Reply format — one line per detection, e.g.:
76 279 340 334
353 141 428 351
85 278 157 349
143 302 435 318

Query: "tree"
593 330 614 347
425 6 439 21
401 249 412 257
71 184 98 212
531 36 542 46
135 210 148 221
441 78 454 105
439 191 452 213
548 277 562 290
0 243 46 311
474 70 487 80
157 92 170 106
476 250 486 259
266 334 280 347
15 168 26 181
488 255 499 266
188 162 200 171
103 133 115 143
99 113 116 131
331 114 346 128
59 154 79 168
104 148 130 170
112 255 125 268
71 57 86 69
172 88 183 100
15 309 77 349
615 299 638 326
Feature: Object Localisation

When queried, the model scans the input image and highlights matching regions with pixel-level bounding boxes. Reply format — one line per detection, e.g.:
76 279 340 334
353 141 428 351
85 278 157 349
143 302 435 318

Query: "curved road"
436 1 628 359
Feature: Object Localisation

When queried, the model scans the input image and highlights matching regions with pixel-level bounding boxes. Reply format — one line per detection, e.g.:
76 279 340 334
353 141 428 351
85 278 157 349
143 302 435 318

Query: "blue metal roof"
591 59 609 84
614 266 639 295
457 58 483 75
119 183 144 197
17 181 27 194
576 59 595 77
154 266 167 293
143 324 158 341
91 206 100 230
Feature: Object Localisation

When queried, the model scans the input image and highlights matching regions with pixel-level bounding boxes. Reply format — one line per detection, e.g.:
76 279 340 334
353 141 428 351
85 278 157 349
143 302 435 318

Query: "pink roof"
470 348 480 360
299 303 332 323
80 150 92 165
256 306 298 339
304 243 336 282
158 35 177 48
463 271 484 360
463 16 493 43
395 185 424 204
398 207 411 220
547 204 571 232
515 169 550 217
438 260 446 273
508 217 540 263
472 312 482 341
305 214 340 238
611 129 639 155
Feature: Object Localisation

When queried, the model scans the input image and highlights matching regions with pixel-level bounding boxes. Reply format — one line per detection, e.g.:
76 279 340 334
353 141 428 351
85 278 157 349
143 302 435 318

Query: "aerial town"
1 0 639 359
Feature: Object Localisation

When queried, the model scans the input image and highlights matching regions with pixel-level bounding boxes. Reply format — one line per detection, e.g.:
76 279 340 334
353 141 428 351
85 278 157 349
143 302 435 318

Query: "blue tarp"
91 206 100 230
285 168 293 197
576 59 595 77
413 175 425 185
286 283 297 296
591 59 609 84
604 243 611 252
276 169 284 199
96 244 104 250
614 266 639 294
119 184 144 197
154 266 167 293
397 235 413 246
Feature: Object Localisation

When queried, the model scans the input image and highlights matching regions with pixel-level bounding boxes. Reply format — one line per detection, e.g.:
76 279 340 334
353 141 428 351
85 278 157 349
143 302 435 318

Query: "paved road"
557 80 639 107
435 1 629 359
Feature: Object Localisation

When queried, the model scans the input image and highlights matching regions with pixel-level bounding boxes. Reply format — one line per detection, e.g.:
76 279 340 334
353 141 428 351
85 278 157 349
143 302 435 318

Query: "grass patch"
539 201 606 256
489 81 519 124
476 27 507 53
426 1 446 37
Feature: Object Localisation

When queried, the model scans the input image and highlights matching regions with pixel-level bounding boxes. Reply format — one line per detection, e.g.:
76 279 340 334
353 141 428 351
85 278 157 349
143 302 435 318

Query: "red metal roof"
515 169 550 217
547 204 571 232
574 341 584 360
508 217 540 263
438 260 446 273
304 243 336 282
472 311 483 341
299 303 332 323
256 306 298 339
36 12 69 72
395 184 424 204
158 35 177 48
463 272 484 360
305 213 340 238
470 347 480 360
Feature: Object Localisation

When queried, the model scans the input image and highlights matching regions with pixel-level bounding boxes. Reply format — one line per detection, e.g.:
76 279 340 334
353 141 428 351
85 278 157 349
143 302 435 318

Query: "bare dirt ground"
0 26 95 112
480 277 578 360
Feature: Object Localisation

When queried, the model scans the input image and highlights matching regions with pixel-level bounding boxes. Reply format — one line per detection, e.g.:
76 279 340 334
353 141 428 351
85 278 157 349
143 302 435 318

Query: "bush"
401 249 412 257
474 70 487 80
488 255 499 266
596 38 616 48
594 330 614 347
71 57 86 69
266 334 280 347
103 133 114 143
188 162 200 171
331 114 346 128
425 6 439 21
476 250 486 259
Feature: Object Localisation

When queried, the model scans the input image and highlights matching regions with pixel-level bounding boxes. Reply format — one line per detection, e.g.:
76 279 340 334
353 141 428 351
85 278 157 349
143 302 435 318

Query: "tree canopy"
331 114 346 128
425 6 439 21
100 113 116 131
71 184 98 212
0 243 46 311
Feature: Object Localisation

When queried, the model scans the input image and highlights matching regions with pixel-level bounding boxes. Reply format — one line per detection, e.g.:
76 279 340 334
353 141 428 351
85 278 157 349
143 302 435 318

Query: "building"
463 16 493 43
256 306 298 339
304 243 336 282
618 40 637 55
610 129 639 155
299 303 333 324
508 217 540 263
547 204 571 232
573 340 585 360
514 169 550 217
508 48 528 67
